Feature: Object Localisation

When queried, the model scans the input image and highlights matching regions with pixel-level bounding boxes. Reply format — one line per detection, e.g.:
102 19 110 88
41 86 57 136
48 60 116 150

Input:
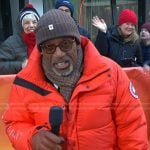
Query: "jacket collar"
79 36 110 83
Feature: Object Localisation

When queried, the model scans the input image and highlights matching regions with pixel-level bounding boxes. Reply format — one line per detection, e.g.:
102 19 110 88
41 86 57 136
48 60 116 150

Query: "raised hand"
92 16 107 33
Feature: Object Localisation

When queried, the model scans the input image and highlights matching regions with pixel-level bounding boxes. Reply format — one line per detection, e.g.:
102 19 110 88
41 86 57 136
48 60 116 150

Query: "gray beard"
52 63 74 77
42 45 83 101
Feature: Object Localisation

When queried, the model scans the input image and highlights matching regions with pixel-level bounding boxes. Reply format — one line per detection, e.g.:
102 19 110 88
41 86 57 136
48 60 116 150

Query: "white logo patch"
48 24 54 30
129 82 139 99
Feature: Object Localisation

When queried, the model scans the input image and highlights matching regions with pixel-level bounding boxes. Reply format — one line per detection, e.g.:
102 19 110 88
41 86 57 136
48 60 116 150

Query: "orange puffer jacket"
2 37 148 150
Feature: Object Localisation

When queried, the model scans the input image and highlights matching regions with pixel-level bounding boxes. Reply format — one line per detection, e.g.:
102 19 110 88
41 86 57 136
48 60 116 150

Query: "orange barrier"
0 74 16 150
0 68 150 149
123 67 150 140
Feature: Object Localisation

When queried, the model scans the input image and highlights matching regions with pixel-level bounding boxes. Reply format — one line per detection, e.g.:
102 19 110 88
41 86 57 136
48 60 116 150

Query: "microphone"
49 106 63 136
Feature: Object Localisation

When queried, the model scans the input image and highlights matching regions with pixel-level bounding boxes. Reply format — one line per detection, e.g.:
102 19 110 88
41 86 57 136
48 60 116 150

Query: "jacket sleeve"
2 84 47 150
113 65 148 149
94 30 109 56
0 37 23 74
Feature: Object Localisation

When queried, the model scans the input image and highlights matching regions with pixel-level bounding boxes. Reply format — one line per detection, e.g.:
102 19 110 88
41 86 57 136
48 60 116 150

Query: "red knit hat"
118 9 138 26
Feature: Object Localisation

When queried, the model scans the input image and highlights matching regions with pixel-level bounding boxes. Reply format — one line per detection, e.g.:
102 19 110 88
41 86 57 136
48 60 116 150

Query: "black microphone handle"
49 106 63 136
51 125 60 136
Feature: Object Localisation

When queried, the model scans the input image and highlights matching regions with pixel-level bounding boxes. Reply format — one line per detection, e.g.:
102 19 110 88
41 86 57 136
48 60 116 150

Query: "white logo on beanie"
48 24 54 30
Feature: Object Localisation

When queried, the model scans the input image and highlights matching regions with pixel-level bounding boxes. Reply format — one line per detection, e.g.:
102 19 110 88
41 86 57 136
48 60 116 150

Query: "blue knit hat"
55 0 74 16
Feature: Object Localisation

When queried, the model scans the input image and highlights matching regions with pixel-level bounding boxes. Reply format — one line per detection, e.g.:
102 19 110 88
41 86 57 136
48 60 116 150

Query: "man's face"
40 37 78 76
119 22 135 37
58 6 71 16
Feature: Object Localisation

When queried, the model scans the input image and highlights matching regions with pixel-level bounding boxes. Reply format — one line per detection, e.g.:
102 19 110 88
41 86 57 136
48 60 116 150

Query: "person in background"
0 4 40 74
139 23 150 67
2 9 148 150
55 0 91 39
92 9 142 67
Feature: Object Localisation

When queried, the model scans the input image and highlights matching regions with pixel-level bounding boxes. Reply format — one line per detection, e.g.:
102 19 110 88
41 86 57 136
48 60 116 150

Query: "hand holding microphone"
31 106 64 150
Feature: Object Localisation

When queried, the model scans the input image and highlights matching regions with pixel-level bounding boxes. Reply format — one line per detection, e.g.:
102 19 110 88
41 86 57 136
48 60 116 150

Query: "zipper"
66 103 69 113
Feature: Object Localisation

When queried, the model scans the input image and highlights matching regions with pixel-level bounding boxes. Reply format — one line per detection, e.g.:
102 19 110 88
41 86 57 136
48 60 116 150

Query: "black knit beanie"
35 9 81 49
20 4 40 23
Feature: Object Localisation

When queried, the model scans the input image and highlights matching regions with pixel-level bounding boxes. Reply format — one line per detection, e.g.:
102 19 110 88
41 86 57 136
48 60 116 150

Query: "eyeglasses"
40 38 75 54
58 8 71 13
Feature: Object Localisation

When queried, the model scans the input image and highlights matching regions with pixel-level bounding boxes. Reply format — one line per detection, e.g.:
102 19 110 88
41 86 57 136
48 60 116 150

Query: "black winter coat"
0 34 27 74
140 43 150 64
77 25 91 40
74 18 91 40
95 26 142 67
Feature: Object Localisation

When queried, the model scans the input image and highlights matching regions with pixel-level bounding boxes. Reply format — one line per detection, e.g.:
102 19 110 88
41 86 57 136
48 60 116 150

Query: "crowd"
0 1 150 74
1 0 150 150
92 9 150 69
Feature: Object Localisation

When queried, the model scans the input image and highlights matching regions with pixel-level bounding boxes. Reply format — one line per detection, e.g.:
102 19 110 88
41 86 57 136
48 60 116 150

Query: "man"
3 9 148 150
55 0 91 39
